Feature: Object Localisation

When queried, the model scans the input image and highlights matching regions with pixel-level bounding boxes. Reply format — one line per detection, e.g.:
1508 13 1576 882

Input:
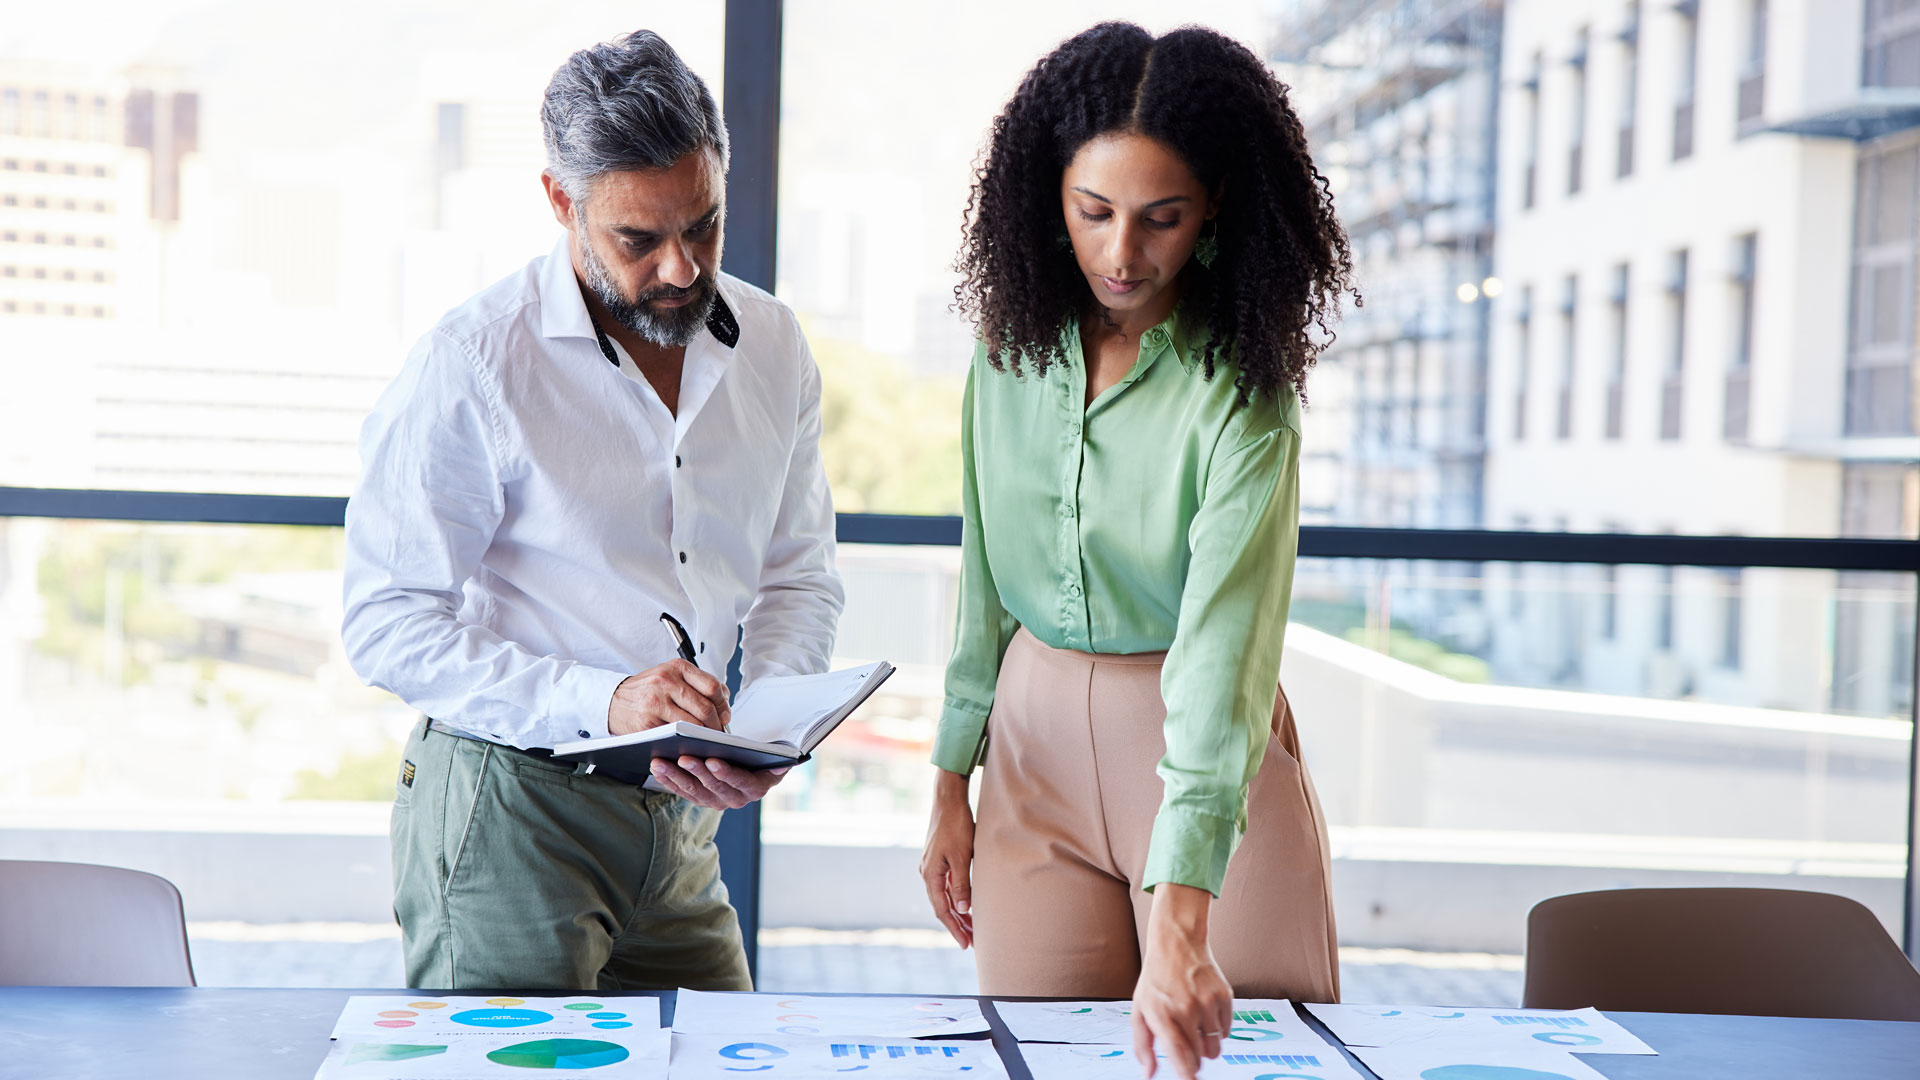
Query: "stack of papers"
995 999 1366 1080
1302 1003 1658 1080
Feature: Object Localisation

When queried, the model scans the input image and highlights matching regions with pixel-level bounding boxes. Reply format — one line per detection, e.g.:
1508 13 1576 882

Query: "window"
1718 568 1744 669
1557 274 1577 439
1726 234 1757 441
1567 29 1589 196
1514 285 1533 440
1673 4 1698 161
1848 137 1919 436
1662 250 1688 439
1616 5 1640 178
1865 0 1920 87
1522 53 1542 209
1737 0 1768 131
1607 263 1630 439
1655 564 1676 649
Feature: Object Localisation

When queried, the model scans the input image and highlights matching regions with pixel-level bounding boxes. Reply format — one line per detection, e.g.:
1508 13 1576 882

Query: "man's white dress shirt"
342 236 844 749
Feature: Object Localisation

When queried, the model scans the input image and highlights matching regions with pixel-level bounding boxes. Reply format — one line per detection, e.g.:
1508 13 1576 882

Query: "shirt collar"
1062 302 1195 385
536 233 743 353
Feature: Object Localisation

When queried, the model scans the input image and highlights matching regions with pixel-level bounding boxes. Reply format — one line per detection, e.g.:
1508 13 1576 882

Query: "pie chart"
487 1039 632 1069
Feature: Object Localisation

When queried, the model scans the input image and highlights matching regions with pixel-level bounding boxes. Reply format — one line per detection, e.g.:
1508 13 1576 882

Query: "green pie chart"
487 1039 632 1069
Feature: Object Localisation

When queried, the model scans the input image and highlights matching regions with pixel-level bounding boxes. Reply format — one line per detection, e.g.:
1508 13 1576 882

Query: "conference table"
1 987 1916 1078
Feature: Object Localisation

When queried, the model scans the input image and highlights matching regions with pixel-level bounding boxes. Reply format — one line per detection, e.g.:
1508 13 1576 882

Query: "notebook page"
727 663 887 747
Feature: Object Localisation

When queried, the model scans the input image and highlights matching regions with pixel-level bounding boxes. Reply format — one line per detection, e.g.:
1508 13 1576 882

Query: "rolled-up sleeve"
739 332 845 684
340 331 627 748
1142 414 1301 895
933 359 1020 774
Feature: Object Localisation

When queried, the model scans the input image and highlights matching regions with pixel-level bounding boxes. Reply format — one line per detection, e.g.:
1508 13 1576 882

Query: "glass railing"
2 496 1914 998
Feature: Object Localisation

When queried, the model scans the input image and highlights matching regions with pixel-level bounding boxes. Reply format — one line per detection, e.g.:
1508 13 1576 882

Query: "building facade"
1485 0 1916 715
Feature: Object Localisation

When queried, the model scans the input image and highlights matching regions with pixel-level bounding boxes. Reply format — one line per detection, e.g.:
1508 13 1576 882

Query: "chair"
0 860 196 986
1523 887 1920 1021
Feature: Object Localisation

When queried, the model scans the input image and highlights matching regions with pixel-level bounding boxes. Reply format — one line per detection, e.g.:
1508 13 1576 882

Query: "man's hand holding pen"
603 612 788 810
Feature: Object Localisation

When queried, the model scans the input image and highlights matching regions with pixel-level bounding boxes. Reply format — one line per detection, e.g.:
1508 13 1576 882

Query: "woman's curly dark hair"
955 21 1357 403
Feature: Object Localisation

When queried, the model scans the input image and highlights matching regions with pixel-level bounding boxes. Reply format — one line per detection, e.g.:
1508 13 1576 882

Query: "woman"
918 21 1357 1080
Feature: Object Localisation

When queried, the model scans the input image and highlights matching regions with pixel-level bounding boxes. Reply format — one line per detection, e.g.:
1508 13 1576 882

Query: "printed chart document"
555 662 894 772
994 999 1321 1046
669 1033 1009 1080
317 995 665 1079
1351 1041 1613 1080
1303 1004 1656 1055
1019 1043 1367 1080
672 991 989 1038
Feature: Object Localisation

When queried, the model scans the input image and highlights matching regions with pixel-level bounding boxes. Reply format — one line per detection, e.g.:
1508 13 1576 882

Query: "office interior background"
0 0 1915 1002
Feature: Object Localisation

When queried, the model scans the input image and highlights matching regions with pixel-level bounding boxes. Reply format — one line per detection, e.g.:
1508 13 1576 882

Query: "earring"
1194 224 1219 269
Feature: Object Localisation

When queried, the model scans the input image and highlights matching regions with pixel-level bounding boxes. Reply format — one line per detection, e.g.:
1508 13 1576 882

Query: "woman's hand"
1131 883 1232 1080
919 769 977 948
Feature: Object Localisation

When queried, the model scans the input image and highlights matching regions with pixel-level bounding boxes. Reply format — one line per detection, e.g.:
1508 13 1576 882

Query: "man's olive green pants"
389 718 752 991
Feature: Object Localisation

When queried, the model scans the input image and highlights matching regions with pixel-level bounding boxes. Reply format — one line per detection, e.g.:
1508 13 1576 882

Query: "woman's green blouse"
932 306 1303 897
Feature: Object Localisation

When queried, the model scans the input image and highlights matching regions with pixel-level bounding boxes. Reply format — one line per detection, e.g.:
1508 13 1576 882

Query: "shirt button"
576 730 590 739
1067 582 1082 597
699 641 706 654
679 552 688 564
675 455 682 468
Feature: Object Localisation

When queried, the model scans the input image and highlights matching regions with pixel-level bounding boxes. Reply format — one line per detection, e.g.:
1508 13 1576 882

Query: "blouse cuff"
1141 805 1240 897
931 700 991 774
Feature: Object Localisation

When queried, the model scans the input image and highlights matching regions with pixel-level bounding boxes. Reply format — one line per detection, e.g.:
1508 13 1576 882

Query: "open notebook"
552 660 894 775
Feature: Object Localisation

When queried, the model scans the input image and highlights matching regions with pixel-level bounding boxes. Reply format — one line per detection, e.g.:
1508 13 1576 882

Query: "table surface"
1 988 1916 1079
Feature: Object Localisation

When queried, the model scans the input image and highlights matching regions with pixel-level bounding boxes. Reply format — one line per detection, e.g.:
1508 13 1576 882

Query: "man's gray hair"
541 30 729 202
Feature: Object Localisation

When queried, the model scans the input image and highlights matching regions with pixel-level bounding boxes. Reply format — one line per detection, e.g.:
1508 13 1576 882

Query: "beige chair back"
0 859 196 986
1524 887 1920 1021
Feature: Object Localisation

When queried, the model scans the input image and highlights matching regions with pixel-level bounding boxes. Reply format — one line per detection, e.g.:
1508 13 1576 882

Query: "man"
342 30 843 992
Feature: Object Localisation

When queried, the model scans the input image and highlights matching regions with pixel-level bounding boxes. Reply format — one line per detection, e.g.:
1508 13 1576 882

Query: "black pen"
658 611 699 664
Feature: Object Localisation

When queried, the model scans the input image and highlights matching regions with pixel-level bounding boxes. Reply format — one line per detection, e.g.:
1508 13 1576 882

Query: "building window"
1522 53 1542 209
1865 0 1920 88
1655 564 1676 650
1848 137 1919 435
1617 3 1640 178
1568 29 1589 196
1557 275 1578 439
1599 563 1619 640
1726 234 1757 441
1662 250 1688 439
1607 264 1629 439
1514 285 1533 440
1673 3 1699 161
0 88 17 136
1737 0 1768 131
1717 568 1743 669
0 194 12 206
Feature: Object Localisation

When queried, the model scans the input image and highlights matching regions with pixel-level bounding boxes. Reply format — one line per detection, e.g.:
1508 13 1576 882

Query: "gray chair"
0 860 196 986
1524 887 1920 1021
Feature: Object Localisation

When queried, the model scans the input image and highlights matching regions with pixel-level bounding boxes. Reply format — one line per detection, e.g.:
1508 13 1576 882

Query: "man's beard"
580 235 719 348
